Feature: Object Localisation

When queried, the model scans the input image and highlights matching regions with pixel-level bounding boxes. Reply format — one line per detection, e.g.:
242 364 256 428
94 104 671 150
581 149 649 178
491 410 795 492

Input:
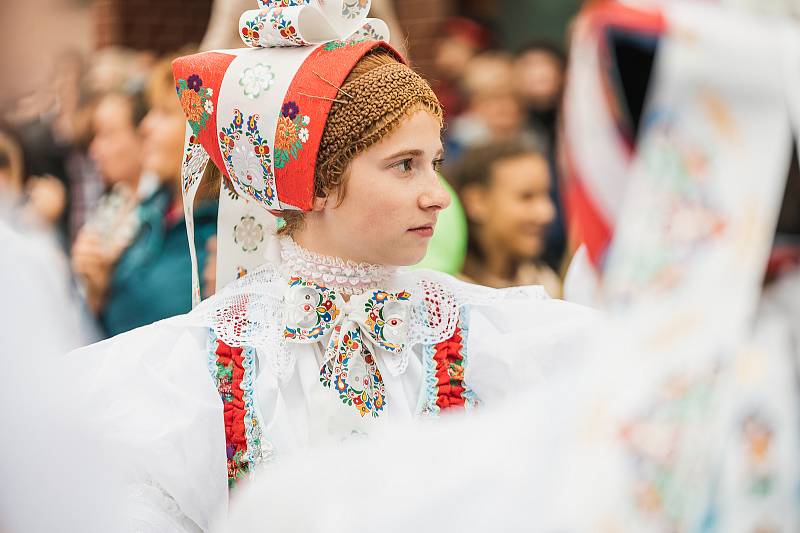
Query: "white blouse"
63 238 596 531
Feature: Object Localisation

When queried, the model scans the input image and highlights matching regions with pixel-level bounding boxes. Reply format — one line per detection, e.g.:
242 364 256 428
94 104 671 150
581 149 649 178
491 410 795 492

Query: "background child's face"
466 154 555 260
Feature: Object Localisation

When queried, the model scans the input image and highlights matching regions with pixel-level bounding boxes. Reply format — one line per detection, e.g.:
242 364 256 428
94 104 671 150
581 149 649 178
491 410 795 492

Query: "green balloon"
412 175 467 275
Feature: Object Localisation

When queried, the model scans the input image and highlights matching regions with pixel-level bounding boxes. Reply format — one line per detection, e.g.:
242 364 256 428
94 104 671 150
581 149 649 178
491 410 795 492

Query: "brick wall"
95 0 451 68
394 0 454 79
94 0 212 53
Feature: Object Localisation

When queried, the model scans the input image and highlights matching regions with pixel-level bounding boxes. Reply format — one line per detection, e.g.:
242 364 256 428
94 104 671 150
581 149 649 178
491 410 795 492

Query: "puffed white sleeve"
60 318 227 532
460 283 598 404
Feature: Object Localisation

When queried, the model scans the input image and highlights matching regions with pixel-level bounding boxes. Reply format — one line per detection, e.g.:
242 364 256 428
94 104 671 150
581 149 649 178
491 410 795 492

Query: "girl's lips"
409 225 434 237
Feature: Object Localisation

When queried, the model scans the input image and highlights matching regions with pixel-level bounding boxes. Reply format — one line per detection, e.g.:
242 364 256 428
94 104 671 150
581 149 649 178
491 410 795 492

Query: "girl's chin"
381 242 430 267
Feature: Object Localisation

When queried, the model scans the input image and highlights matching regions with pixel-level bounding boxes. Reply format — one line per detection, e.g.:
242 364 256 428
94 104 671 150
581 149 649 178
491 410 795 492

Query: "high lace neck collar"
279 237 397 295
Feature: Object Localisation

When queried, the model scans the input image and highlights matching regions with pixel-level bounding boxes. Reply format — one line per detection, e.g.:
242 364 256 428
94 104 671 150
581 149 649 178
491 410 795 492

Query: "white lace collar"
279 237 398 295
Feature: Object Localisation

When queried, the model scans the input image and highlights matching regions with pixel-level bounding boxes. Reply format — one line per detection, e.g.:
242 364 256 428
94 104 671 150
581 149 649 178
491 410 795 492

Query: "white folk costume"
63 1 595 531
220 2 800 531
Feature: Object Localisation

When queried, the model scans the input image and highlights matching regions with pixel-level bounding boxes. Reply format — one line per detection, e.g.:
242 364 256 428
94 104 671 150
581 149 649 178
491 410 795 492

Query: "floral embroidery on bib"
363 290 411 353
283 276 340 341
319 326 386 417
281 277 413 418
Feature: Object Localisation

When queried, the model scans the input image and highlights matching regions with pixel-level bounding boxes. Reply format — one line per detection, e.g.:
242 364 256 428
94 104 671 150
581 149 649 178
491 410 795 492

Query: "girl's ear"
461 183 488 224
311 193 327 212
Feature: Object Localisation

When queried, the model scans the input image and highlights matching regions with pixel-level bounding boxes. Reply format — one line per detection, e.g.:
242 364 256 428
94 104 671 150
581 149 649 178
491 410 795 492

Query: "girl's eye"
391 158 413 173
432 158 445 172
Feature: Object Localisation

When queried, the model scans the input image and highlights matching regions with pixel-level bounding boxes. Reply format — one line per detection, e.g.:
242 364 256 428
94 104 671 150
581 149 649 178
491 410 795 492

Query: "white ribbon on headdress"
239 0 389 49
181 125 210 306
182 0 390 306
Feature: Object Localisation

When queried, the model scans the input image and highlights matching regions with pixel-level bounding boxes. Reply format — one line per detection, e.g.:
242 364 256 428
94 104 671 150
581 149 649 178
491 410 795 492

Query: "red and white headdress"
172 0 395 303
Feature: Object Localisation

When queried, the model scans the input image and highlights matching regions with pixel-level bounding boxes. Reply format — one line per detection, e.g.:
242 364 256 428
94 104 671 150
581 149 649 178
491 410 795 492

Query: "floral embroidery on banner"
239 63 276 100
740 410 775 497
319 326 386 418
274 101 311 169
233 215 265 252
283 277 340 341
619 367 720 528
220 108 277 205
606 117 726 303
177 75 214 135
341 0 369 20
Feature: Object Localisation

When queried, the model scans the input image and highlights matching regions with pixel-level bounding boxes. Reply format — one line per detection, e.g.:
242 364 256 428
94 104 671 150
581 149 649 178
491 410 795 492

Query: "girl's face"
296 110 450 266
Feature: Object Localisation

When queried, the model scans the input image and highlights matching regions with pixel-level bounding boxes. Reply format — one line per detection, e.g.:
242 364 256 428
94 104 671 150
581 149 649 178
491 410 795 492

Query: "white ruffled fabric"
64 242 596 531
216 273 800 533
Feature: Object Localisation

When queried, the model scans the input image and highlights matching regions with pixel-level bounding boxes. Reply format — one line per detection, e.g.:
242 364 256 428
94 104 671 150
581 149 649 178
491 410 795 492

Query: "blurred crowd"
0 46 217 341
431 19 567 296
0 6 575 342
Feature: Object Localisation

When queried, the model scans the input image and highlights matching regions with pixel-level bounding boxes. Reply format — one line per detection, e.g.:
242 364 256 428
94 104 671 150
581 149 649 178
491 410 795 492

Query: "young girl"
451 140 562 296
65 2 594 530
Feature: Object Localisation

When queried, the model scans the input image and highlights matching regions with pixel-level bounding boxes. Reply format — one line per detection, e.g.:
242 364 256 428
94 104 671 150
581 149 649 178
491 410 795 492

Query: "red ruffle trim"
214 340 248 481
432 327 466 410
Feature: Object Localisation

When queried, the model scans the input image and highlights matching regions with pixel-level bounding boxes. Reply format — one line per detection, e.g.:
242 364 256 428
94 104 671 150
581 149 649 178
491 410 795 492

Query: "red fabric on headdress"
172 52 236 183
277 40 403 210
172 41 403 213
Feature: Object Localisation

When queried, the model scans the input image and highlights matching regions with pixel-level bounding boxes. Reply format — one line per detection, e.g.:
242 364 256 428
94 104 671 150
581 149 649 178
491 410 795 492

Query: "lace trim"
416 306 478 416
458 306 479 409
417 342 442 418
182 263 548 385
241 343 274 468
279 236 397 295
